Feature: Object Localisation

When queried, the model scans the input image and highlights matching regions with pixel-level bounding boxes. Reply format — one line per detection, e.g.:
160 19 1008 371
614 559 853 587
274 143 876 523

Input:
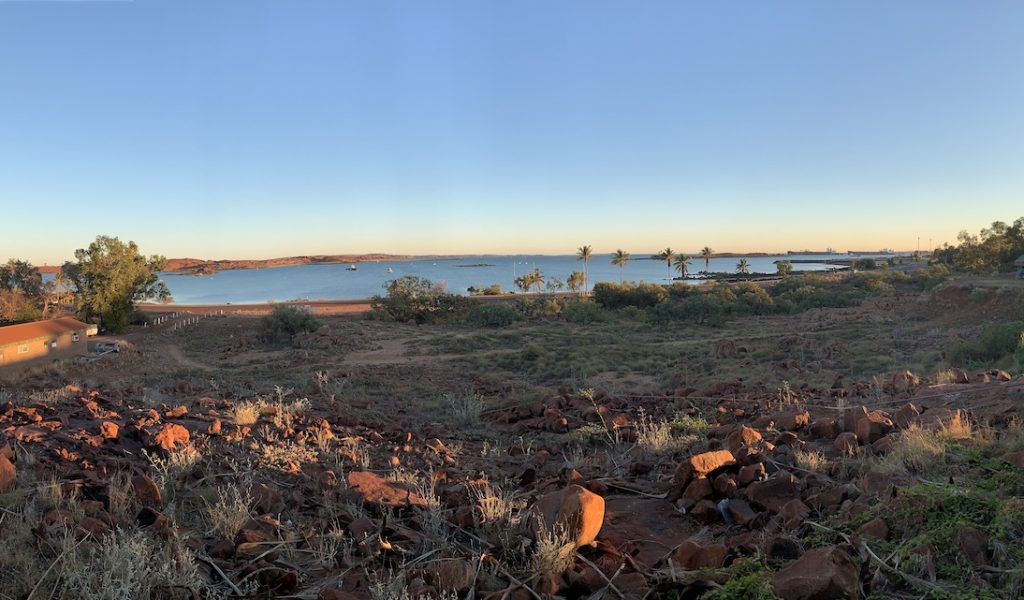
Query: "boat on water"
386 266 393 273
346 264 358 271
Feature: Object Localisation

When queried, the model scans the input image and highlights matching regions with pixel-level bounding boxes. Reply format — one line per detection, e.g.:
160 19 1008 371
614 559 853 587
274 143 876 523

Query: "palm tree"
700 247 714 272
567 271 585 294
529 268 545 293
673 254 692 279
576 245 593 292
656 247 674 280
736 258 750 274
611 249 630 282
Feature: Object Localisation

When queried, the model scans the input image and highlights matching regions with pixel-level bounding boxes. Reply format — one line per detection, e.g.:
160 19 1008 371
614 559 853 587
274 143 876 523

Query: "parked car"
92 342 120 353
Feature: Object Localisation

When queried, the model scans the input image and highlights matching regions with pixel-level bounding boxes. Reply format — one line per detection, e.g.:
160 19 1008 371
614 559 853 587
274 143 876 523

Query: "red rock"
957 526 989 566
713 473 739 498
779 499 810 529
0 453 15 493
252 483 284 514
131 474 162 508
842 405 869 433
683 477 713 501
672 539 728 569
834 432 858 454
347 516 376 540
769 536 803 561
531 484 605 547
745 473 798 513
210 539 235 559
856 517 889 541
737 462 765 485
1001 451 1024 468
689 500 721 524
77 516 111 538
871 435 894 455
727 426 763 453
165 405 188 418
991 369 1012 382
347 471 426 508
208 419 222 435
772 545 859 600
99 421 119 440
727 499 759 526
776 410 810 431
855 411 893 443
431 559 475 592
894 403 920 429
775 431 800 446
673 450 736 485
150 423 190 451
809 419 840 440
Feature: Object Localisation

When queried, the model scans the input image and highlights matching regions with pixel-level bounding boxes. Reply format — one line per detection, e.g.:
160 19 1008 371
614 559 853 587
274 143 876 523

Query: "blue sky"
2 1 1023 263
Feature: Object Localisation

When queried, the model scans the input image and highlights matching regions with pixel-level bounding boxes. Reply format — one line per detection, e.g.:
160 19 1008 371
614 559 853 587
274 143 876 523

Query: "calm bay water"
153 253 898 305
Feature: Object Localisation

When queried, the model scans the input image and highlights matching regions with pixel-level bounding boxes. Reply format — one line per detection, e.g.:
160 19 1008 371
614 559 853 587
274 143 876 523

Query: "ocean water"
154 253 899 305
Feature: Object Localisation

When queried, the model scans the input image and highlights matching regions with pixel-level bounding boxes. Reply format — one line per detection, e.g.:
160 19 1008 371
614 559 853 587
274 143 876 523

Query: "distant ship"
346 264 358 271
386 266 393 273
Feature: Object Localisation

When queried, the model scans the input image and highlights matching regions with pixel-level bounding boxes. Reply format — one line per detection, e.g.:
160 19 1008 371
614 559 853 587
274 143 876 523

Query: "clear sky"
2 1 1023 264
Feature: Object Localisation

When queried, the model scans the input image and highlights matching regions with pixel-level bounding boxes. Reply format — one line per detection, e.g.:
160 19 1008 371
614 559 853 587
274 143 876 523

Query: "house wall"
0 329 88 370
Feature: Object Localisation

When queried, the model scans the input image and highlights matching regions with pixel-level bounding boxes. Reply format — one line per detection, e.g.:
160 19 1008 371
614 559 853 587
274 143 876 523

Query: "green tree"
700 247 714 272
61 236 170 332
674 254 692 279
656 247 674 280
0 259 44 299
611 249 630 282
567 271 586 294
776 261 793 277
576 245 593 292
545 276 564 292
736 258 750 274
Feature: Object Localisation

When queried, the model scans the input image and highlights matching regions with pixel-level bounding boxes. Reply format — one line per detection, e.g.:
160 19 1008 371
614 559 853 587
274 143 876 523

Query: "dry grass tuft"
205 484 253 539
793 449 830 473
531 521 576 575
636 409 695 455
232 401 261 426
938 411 973 440
880 425 945 474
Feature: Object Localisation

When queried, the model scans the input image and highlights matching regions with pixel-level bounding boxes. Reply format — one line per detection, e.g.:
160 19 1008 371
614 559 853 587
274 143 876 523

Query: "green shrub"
852 258 878 270
562 301 612 324
262 305 323 342
735 282 775 313
646 294 726 326
776 261 793 276
948 322 1024 368
468 303 520 327
521 344 542 361
592 281 668 309
370 276 469 323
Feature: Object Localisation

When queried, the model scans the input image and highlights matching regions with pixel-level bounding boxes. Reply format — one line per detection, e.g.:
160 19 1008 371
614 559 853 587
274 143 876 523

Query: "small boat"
386 267 393 273
346 264 358 271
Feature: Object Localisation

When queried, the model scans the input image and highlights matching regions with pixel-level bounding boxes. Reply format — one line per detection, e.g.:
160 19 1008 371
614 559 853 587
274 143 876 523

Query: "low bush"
261 304 323 342
592 281 668 309
947 322 1024 369
468 303 519 327
562 301 612 324
371 276 469 323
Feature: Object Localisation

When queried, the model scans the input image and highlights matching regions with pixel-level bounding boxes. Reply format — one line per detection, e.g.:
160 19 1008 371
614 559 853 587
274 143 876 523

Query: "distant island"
163 254 413 275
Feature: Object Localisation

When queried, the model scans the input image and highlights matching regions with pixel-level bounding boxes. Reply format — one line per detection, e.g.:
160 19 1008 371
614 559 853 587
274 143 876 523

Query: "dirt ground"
1 276 1023 599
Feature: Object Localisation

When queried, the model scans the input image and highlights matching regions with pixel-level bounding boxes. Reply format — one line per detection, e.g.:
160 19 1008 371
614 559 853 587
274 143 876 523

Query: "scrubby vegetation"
934 217 1024 272
370 275 469 323
261 304 323 342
